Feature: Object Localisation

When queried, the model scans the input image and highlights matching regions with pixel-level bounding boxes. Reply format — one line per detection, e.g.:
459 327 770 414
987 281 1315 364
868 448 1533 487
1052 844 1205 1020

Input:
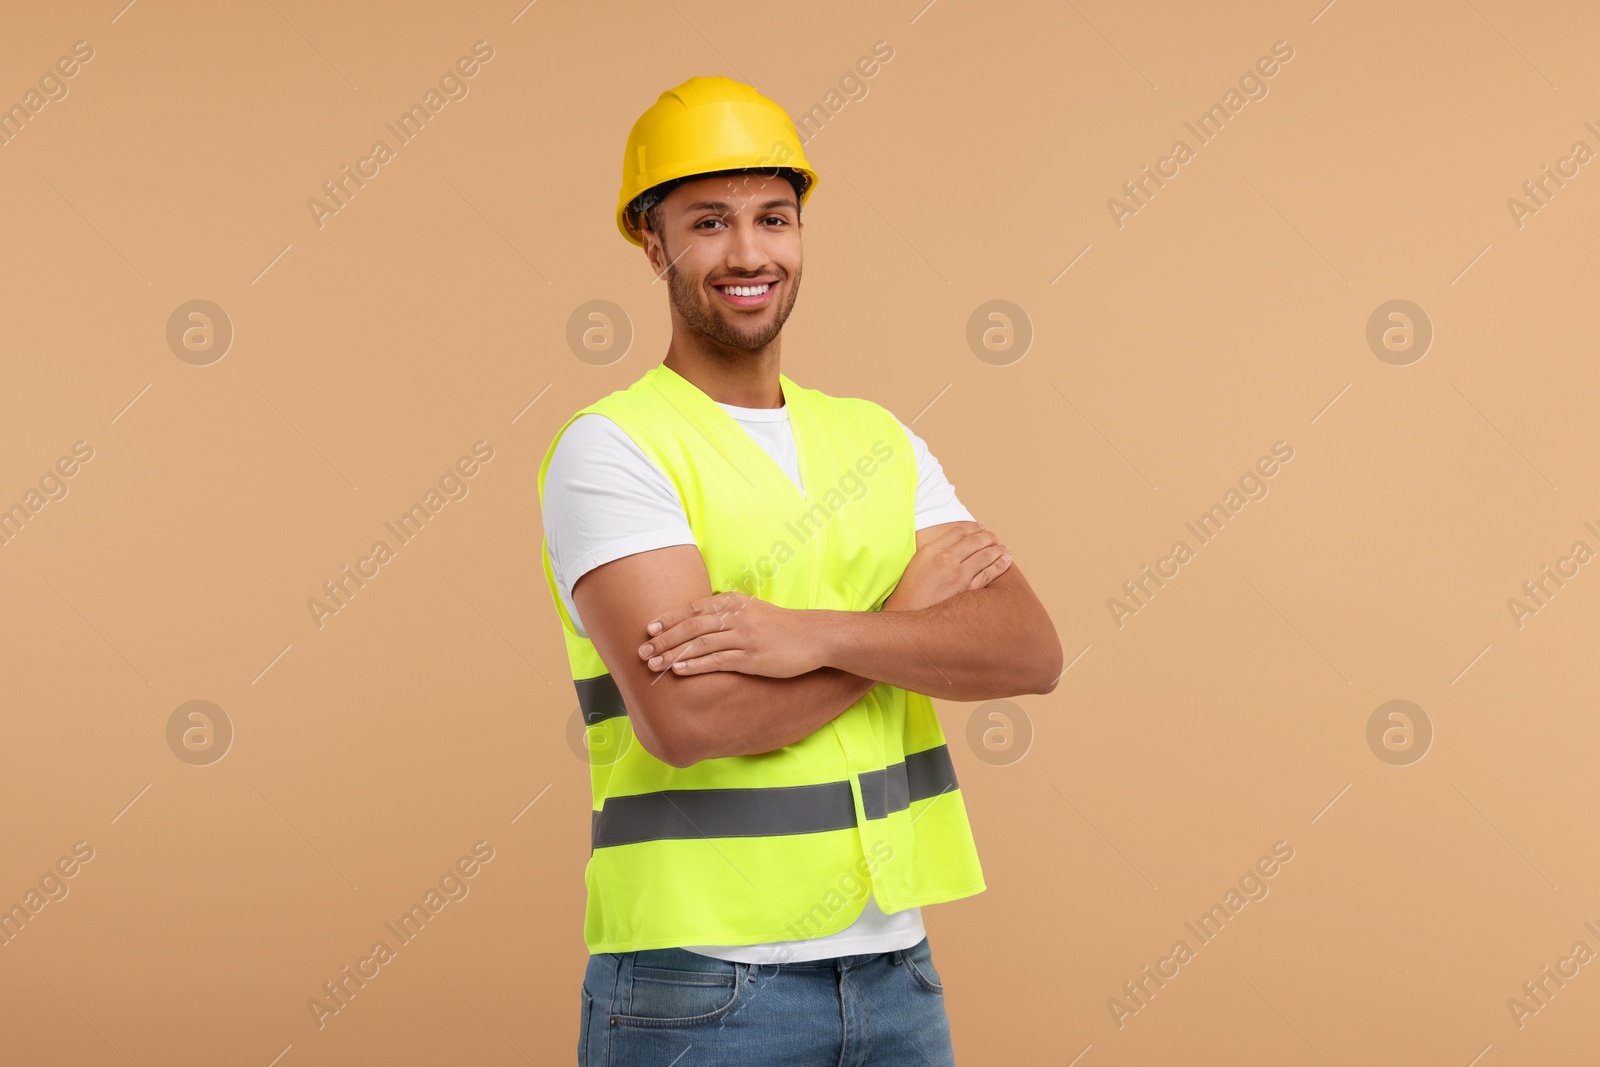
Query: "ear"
638 223 667 275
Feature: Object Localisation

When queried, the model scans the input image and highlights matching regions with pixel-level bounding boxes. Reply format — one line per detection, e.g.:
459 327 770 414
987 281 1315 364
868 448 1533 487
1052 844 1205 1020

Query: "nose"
726 211 766 273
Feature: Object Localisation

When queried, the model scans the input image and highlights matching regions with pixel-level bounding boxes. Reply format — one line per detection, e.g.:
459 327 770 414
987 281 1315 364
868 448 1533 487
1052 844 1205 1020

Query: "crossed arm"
571 522 1063 768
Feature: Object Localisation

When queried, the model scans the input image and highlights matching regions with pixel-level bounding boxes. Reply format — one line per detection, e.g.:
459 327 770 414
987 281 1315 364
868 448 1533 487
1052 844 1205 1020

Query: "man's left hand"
637 591 824 679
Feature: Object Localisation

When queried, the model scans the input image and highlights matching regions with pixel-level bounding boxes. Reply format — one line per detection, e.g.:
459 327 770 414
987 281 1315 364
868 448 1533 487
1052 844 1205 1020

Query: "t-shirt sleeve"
541 414 698 638
895 417 975 531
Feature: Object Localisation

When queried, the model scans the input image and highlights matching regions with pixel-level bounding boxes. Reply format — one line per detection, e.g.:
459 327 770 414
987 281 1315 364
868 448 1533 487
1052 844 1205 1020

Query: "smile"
713 280 777 308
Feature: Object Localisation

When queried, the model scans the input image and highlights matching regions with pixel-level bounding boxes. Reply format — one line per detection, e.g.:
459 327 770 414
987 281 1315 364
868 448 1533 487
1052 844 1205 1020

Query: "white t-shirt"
542 395 973 963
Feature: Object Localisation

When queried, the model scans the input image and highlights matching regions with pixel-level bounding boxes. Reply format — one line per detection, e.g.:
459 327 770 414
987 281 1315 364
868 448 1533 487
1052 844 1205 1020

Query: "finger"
644 591 737 638
665 647 739 676
969 550 1013 589
646 629 739 671
650 595 750 654
914 521 981 559
639 613 731 660
961 543 1008 586
644 603 699 637
951 529 1004 564
925 521 982 551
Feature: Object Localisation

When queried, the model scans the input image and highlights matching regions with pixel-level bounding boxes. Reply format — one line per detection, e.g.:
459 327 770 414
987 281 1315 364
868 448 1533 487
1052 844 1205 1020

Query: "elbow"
622 696 692 768
1031 630 1065 695
634 717 705 769
657 742 704 770
630 688 726 769
643 735 700 767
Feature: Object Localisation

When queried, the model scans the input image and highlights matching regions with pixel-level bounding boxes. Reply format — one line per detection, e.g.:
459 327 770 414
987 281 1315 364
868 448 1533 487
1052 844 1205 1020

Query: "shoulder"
545 413 670 483
538 369 664 475
551 411 628 451
786 376 908 437
539 413 681 522
544 412 628 475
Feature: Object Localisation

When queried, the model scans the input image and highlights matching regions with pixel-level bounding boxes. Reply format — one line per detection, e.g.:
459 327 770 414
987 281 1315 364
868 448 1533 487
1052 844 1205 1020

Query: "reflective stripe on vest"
591 744 959 849
576 672 626 725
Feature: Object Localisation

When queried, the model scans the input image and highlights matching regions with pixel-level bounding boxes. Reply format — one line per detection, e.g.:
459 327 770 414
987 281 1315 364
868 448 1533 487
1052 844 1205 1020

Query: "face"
639 173 803 352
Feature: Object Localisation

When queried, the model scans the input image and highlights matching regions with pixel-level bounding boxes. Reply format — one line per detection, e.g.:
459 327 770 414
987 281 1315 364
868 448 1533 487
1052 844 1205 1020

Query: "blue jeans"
579 936 956 1065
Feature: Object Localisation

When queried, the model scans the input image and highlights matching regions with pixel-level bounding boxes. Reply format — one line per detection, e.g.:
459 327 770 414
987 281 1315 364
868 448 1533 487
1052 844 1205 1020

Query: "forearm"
668 664 880 764
811 581 1062 701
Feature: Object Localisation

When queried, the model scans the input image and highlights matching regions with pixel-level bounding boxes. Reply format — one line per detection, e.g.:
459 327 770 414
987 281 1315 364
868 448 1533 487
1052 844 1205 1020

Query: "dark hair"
634 167 808 237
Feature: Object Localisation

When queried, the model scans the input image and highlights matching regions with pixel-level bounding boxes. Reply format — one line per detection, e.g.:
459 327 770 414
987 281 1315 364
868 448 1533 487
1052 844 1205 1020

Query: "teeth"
720 283 770 297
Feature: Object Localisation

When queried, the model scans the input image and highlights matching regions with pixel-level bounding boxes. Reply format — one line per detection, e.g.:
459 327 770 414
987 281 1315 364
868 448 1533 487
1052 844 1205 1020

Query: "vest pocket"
613 959 745 1028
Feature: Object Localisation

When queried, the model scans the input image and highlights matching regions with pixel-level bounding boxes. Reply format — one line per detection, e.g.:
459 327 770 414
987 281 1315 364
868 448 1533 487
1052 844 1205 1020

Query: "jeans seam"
837 966 850 1066
862 966 875 1061
904 949 943 994
579 988 593 1065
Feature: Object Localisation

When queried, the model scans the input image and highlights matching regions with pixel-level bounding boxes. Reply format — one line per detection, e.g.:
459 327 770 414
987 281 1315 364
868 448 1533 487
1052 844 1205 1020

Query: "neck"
662 331 783 409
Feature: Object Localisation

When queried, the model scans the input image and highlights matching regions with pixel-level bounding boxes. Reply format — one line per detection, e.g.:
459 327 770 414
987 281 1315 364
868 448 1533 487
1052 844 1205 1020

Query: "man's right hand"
882 520 1011 613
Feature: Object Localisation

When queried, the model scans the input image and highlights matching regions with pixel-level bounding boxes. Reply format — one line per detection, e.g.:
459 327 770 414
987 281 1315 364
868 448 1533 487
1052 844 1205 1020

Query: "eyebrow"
680 198 797 214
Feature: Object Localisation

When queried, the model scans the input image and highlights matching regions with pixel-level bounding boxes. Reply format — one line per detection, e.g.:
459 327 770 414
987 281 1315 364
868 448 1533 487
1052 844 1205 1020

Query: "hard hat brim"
617 164 818 247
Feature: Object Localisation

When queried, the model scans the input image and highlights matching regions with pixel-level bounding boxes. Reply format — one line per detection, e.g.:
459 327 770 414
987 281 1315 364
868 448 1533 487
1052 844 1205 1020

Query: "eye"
695 216 727 230
761 215 789 226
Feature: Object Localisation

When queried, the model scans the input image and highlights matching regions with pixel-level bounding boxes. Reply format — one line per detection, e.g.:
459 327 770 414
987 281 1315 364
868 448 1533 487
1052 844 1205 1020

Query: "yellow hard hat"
616 75 819 247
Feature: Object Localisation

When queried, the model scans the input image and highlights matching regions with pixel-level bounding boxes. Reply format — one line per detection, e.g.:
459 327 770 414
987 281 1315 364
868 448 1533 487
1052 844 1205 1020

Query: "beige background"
3 0 1598 1063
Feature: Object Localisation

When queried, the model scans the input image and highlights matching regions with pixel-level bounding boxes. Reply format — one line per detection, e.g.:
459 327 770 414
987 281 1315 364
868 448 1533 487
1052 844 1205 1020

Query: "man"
538 75 1063 1065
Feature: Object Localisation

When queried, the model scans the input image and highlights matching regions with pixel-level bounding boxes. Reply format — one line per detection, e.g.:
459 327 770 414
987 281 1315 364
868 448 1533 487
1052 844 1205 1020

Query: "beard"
665 257 801 351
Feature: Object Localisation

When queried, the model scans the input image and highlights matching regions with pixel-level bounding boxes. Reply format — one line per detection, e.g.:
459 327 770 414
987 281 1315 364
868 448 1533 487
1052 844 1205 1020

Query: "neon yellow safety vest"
537 362 985 954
